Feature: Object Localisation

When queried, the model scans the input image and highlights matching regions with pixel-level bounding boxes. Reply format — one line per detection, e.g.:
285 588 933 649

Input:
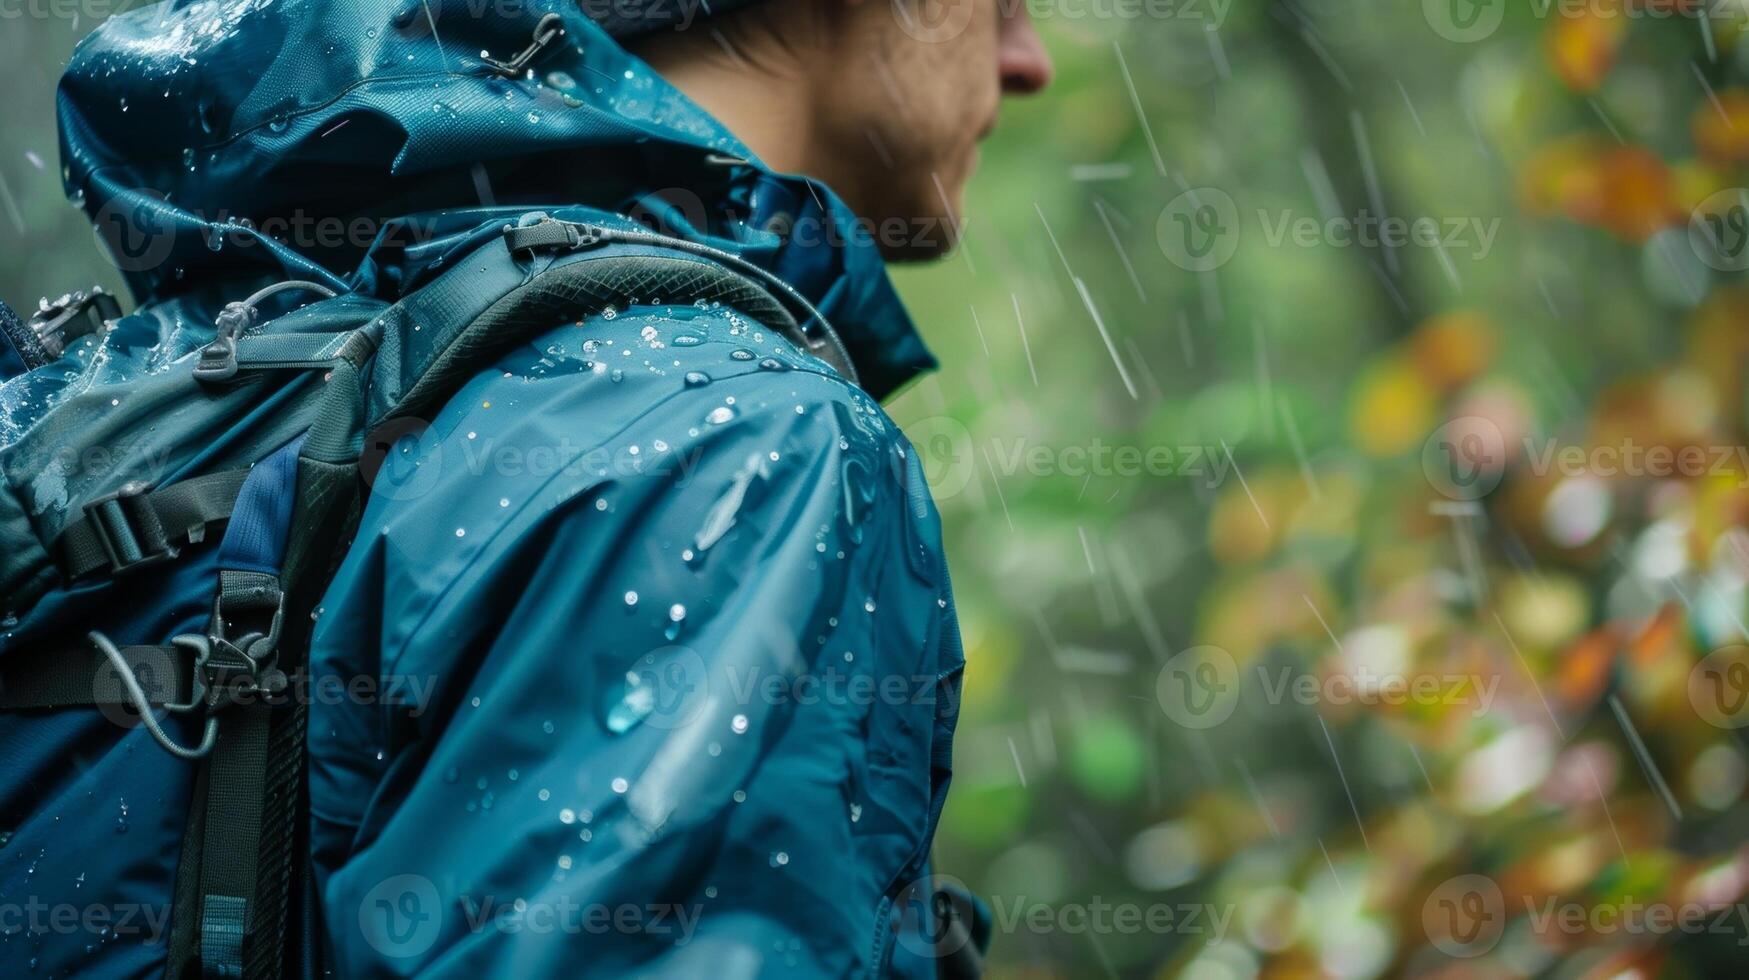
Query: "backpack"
0 206 855 979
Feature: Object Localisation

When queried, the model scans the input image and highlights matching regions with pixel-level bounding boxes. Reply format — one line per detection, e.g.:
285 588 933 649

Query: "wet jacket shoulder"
308 302 965 977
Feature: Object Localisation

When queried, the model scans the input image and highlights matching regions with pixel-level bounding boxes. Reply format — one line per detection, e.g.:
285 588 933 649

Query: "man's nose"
998 11 1054 95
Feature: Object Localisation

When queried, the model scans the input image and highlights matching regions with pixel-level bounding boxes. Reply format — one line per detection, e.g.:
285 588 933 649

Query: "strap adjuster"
83 481 177 574
504 217 608 255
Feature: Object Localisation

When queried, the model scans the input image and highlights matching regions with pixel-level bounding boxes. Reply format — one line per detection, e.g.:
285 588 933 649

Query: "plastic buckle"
30 286 121 360
200 632 288 709
193 334 238 382
161 634 214 713
83 482 176 574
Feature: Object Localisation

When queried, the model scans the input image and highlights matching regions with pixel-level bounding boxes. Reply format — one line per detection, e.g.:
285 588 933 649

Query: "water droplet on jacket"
601 305 618 320
730 348 755 361
864 598 877 613
526 111 542 124
610 369 624 383
560 808 576 824
770 851 789 867
684 371 710 387
706 406 735 425
759 358 785 371
731 714 749 735
605 677 653 734
268 114 290 134
182 147 196 171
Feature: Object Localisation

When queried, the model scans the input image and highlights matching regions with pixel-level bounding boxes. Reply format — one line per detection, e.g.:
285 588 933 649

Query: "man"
30 0 1048 976
307 1 1051 976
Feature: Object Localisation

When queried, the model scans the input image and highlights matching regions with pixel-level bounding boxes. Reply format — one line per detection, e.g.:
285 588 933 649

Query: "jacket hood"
56 0 935 398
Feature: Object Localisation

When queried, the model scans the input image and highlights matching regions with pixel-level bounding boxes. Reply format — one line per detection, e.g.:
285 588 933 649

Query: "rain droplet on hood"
706 406 736 425
684 371 711 387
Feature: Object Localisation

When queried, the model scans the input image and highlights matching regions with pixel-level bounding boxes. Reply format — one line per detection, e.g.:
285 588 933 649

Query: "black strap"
0 640 199 709
196 704 274 978
56 469 250 579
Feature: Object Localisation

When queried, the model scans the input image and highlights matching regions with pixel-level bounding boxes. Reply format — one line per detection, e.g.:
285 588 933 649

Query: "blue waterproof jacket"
21 0 969 975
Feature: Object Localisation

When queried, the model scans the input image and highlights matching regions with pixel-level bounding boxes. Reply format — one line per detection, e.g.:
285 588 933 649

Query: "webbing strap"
196 705 272 979
0 641 197 709
230 331 367 370
57 469 250 579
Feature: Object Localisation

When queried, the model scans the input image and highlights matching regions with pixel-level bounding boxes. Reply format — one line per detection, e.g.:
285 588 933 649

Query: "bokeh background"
10 0 1749 977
